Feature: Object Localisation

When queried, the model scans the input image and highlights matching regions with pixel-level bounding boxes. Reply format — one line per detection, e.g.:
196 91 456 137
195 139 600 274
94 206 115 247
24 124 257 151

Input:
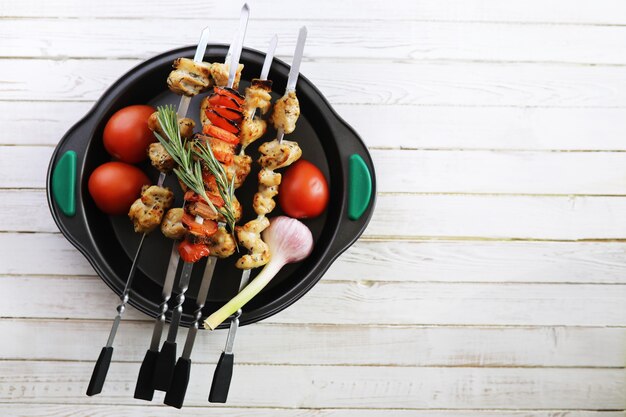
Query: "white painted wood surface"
0 0 625 415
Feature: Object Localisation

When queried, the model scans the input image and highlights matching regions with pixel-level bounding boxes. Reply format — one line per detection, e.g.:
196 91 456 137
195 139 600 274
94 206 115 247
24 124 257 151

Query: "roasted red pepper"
184 189 224 207
182 213 218 236
178 240 210 263
205 109 240 134
202 124 240 145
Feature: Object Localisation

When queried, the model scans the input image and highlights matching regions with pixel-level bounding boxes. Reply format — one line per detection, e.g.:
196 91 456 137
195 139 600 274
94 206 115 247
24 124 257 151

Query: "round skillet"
47 45 376 329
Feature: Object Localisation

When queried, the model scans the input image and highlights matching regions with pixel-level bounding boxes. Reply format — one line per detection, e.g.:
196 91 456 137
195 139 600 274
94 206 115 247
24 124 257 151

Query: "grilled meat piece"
252 168 281 216
258 139 302 170
148 112 195 139
210 63 243 89
205 226 237 258
161 208 186 239
167 57 213 96
235 216 271 269
225 154 252 189
270 91 300 134
240 116 267 150
245 80 273 115
128 185 174 233
148 142 175 173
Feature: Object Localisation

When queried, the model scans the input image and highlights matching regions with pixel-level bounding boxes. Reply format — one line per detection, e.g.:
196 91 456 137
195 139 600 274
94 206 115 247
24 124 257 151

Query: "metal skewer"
161 34 277 409
162 252 218 408
131 25 213 400
149 3 250 395
85 25 212 397
277 26 307 144
208 28 306 404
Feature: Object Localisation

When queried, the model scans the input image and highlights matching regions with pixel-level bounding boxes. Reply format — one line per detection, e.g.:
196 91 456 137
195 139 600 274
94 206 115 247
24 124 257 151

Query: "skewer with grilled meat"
235 94 303 269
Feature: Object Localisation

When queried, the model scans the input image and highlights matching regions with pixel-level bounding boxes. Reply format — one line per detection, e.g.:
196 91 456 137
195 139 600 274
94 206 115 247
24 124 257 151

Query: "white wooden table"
1 0 625 415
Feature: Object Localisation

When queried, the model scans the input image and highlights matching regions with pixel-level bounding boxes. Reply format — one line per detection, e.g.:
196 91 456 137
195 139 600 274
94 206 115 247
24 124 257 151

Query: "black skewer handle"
134 348 159 401
209 351 234 403
86 346 113 396
152 340 177 391
163 357 191 409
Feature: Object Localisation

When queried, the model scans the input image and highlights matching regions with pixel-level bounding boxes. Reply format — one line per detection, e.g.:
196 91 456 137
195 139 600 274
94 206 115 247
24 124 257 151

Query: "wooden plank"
5 59 626 107
1 404 622 417
2 0 626 25
7 101 626 152
0 360 622 409
7 232 626 284
12 189 626 240
14 145 626 194
5 19 626 65
4 318 624 367
0 0 419 20
2 275 624 326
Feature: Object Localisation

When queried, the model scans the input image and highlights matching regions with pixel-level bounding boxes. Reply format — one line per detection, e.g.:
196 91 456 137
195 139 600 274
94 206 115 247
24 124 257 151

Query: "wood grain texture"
3 275 625 326
7 232 626 283
10 190 626 239
6 59 626 107
3 0 626 25
2 0 626 413
1 405 623 417
7 101 626 151
0 360 622 409
5 19 626 65
3 318 625 367
14 145 626 195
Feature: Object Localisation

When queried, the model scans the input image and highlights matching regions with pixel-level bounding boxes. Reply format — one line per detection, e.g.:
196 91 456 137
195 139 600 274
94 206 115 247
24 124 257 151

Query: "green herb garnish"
154 105 237 235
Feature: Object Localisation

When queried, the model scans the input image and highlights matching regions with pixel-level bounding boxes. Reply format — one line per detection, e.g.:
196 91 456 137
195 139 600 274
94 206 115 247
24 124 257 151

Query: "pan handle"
51 150 77 217
347 154 373 221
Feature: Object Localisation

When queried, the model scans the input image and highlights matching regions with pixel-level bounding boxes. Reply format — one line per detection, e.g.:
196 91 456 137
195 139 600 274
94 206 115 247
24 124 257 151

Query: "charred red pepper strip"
208 94 240 110
202 124 240 145
214 86 245 105
212 105 244 123
178 240 210 263
205 109 240 134
184 189 224 207
182 213 218 236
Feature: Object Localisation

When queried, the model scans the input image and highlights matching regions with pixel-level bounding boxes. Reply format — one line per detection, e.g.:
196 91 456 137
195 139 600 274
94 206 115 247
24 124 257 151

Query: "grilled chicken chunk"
148 112 195 139
240 117 267 150
205 226 237 258
245 80 273 115
253 168 281 216
270 91 300 134
210 63 243 89
148 143 175 173
161 208 186 239
236 216 271 269
128 185 174 233
167 58 213 96
258 139 302 170
225 154 252 189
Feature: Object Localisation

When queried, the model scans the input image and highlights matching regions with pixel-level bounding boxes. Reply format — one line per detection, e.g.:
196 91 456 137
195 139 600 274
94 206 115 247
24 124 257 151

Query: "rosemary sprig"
192 140 237 235
154 105 237 234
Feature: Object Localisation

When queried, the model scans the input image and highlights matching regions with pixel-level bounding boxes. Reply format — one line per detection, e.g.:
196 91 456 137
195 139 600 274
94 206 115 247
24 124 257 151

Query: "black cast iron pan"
46 45 375 329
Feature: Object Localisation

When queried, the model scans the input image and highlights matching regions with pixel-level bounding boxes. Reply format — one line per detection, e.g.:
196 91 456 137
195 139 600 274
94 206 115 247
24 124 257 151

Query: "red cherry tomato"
178 240 210 263
88 162 150 215
278 160 329 219
103 105 156 163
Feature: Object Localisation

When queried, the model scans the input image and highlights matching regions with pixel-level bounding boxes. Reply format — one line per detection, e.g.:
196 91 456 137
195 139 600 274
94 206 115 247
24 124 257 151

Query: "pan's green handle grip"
51 150 77 217
348 154 372 221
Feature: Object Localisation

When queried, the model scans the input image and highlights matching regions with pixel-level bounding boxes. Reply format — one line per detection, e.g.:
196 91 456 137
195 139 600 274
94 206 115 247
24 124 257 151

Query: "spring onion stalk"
203 216 313 330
